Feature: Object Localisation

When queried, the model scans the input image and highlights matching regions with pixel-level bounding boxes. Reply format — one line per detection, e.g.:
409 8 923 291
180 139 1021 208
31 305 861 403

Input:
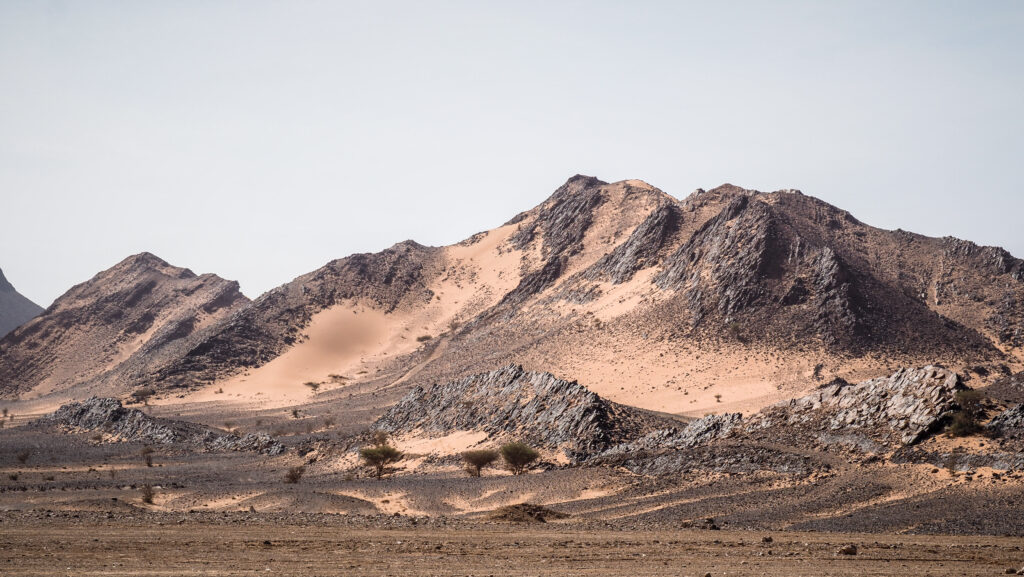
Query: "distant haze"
2 1 1022 306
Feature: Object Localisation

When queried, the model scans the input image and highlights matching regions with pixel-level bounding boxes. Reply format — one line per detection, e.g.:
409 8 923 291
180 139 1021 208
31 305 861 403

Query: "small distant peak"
0 267 13 292
620 179 657 189
551 174 608 199
390 239 428 251
116 252 170 270
708 183 758 196
563 174 607 188
108 252 198 280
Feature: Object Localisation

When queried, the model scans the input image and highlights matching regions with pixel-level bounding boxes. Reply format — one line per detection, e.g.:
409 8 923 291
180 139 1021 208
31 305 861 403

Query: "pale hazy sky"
2 1 1022 306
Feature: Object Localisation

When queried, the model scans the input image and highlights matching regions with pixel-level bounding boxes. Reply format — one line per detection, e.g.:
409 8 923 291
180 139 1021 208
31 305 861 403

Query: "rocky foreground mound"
373 364 675 462
38 397 284 455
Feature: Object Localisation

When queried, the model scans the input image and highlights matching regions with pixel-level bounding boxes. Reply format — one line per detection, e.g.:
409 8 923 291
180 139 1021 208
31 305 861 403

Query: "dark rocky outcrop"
373 364 674 463
507 175 607 259
988 404 1024 439
0 267 43 338
583 201 683 284
38 397 285 454
746 366 962 447
598 413 742 458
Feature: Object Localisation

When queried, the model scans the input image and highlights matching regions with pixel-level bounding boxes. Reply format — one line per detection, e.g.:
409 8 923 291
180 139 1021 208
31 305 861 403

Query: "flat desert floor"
3 513 1024 577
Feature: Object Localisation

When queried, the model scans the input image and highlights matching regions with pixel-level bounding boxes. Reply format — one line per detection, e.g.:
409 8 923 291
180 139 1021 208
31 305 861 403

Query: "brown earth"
3 514 1024 577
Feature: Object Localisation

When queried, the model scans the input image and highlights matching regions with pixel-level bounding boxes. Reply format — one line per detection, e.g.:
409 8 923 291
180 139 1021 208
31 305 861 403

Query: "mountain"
4 177 1021 415
0 253 249 399
131 175 1022 416
0 267 43 337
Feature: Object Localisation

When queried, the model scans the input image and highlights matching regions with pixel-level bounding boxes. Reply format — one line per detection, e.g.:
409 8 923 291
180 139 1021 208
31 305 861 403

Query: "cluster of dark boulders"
38 397 284 455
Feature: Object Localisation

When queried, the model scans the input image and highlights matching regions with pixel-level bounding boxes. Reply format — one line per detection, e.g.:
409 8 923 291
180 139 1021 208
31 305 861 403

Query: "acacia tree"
461 449 499 477
500 442 540 475
359 431 403 478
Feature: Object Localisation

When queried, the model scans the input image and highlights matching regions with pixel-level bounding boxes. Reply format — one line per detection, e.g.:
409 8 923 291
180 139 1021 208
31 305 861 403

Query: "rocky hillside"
123 176 1020 418
0 267 42 338
373 364 677 462
0 253 249 399
8 176 1023 415
37 397 284 454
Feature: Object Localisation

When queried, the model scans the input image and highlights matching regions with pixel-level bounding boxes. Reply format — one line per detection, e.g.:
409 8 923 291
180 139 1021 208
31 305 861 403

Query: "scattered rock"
836 544 858 555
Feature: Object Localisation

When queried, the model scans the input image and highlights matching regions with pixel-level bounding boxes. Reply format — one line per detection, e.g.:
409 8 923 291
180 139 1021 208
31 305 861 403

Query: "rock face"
373 364 674 462
746 366 962 447
0 267 42 338
0 253 249 398
599 413 743 458
38 397 284 455
988 404 1024 439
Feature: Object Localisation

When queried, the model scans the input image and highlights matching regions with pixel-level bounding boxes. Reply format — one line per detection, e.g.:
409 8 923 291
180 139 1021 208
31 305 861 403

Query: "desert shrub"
370 430 390 446
813 363 825 381
462 449 499 477
304 381 321 393
726 321 743 341
284 466 306 484
131 387 156 404
416 334 432 342
141 484 155 504
949 389 985 437
714 393 722 403
8 473 17 481
360 435 403 478
291 409 301 419
500 442 540 475
15 449 31 464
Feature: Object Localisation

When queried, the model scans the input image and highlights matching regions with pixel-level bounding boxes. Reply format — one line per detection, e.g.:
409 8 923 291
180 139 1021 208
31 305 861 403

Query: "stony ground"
3 513 1024 577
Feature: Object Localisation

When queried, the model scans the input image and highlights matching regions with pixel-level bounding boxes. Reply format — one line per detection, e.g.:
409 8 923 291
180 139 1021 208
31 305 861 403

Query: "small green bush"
359 445 403 478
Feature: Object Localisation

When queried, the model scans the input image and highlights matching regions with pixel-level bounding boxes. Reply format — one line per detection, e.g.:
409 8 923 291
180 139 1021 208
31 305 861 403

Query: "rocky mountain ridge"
2 176 1022 413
